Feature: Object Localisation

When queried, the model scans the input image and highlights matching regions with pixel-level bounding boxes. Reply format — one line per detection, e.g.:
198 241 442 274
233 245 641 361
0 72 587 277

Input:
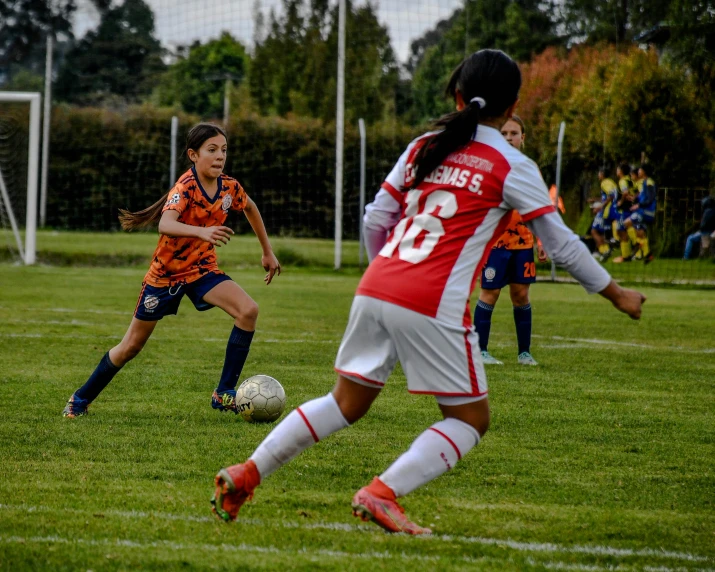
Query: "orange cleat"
211 460 261 522
351 477 432 535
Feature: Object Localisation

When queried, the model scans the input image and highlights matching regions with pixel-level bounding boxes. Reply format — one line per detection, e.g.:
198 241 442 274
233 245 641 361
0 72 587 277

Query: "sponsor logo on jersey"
484 267 496 281
144 295 159 310
222 194 233 212
166 192 180 206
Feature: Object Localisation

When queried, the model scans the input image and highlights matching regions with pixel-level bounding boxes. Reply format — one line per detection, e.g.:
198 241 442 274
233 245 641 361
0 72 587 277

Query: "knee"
480 289 500 306
510 289 530 307
118 339 145 363
239 300 259 325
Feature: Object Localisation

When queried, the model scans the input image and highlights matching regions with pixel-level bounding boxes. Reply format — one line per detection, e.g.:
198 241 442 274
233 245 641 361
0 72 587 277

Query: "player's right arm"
158 210 234 246
503 159 645 320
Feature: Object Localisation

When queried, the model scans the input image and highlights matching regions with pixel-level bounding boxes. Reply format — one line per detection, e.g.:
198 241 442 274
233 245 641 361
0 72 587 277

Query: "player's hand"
262 251 281 285
612 287 646 320
198 226 234 246
537 245 548 262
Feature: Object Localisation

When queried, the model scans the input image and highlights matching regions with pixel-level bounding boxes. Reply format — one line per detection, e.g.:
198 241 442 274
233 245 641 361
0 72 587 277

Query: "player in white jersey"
211 49 646 534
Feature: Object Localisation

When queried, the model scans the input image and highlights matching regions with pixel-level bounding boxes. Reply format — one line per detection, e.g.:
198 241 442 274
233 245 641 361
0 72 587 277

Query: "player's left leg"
353 396 489 535
509 283 537 365
212 376 377 522
199 277 259 412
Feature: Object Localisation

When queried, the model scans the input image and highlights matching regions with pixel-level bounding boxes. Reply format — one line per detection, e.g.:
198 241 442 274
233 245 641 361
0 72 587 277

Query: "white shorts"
334 296 488 404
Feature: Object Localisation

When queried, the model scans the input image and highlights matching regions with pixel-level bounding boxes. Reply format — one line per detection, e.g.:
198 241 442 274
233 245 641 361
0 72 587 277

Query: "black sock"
75 352 122 402
513 304 532 354
474 300 495 352
216 326 255 393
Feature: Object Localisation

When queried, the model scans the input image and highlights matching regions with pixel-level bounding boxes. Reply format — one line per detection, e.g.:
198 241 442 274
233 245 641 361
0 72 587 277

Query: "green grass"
2 229 714 285
0 262 714 571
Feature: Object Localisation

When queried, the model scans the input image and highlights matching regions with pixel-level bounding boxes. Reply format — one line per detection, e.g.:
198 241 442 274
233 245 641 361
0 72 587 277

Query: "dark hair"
410 49 521 189
617 162 631 176
639 163 653 177
119 123 227 231
505 114 526 135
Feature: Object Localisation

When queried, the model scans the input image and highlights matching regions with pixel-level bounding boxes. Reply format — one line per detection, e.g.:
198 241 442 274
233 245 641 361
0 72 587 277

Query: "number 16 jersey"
358 125 555 327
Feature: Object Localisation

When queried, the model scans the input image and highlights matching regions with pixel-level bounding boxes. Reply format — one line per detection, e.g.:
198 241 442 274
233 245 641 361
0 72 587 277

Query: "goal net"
0 92 40 265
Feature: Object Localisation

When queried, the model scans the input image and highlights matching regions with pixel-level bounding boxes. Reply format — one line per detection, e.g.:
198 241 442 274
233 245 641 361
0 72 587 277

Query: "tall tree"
249 0 398 123
54 0 165 104
154 33 250 117
0 0 76 79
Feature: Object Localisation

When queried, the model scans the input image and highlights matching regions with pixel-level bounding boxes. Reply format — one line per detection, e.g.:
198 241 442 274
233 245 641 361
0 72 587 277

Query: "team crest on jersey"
222 194 233 212
166 192 180 206
144 295 159 310
484 267 496 281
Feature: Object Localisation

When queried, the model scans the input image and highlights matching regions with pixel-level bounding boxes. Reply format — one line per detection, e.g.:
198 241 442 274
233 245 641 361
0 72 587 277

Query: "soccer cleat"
644 253 655 265
592 252 604 262
211 460 261 522
352 477 431 535
612 255 632 264
633 250 644 261
62 394 90 418
211 389 238 413
481 350 503 365
517 352 538 366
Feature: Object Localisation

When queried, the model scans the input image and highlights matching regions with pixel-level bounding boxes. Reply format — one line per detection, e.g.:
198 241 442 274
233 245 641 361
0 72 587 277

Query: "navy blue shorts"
134 272 232 321
481 248 536 290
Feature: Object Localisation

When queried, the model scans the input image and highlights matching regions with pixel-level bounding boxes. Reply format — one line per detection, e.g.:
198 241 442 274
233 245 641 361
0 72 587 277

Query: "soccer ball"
236 375 286 423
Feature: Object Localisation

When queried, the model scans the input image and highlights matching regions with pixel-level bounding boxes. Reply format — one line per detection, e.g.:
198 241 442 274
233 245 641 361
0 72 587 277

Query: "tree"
249 0 398 124
407 0 561 123
0 0 75 82
54 0 165 104
154 33 250 118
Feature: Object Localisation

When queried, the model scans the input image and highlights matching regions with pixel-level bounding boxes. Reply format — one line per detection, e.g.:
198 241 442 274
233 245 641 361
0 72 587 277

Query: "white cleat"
481 350 503 365
518 352 539 366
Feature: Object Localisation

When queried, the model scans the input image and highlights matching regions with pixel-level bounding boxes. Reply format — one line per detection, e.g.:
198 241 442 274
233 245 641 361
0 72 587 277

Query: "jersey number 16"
379 190 458 264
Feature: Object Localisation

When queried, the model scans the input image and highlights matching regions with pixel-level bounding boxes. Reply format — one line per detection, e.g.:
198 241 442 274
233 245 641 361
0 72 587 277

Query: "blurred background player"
210 49 645 534
474 115 547 366
617 164 657 263
613 163 636 261
590 168 619 261
62 123 281 418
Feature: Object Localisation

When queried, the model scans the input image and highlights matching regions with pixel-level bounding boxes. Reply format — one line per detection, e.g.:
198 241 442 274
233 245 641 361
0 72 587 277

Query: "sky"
73 0 464 64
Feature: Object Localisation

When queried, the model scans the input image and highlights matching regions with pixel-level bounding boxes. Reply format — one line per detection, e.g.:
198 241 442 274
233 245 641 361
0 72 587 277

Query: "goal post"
0 91 41 265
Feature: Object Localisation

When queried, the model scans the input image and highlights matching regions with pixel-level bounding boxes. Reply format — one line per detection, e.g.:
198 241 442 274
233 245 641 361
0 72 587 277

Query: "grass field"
1 253 714 570
2 229 715 285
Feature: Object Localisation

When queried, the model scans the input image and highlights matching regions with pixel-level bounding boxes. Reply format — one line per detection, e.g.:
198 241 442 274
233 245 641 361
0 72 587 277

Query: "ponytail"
411 100 484 188
409 49 521 189
118 193 169 231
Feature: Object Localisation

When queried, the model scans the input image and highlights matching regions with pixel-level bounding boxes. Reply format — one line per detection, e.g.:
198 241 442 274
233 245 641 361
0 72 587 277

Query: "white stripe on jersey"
436 207 508 323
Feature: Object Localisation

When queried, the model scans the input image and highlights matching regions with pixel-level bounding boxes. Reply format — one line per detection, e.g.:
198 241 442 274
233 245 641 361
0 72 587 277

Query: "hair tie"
470 97 486 108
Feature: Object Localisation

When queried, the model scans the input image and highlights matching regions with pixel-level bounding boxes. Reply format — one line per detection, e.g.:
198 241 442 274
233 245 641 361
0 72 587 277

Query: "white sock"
249 393 349 479
379 418 480 497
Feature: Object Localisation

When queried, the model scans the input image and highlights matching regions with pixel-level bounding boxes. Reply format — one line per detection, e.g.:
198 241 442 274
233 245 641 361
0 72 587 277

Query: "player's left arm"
243 197 281 284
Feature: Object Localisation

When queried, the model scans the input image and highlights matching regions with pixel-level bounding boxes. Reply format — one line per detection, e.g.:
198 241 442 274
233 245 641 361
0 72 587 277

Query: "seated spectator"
684 196 715 260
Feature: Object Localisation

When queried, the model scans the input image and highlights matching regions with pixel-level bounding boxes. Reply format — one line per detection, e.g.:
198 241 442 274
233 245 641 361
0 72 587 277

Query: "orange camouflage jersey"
144 167 248 287
492 210 534 250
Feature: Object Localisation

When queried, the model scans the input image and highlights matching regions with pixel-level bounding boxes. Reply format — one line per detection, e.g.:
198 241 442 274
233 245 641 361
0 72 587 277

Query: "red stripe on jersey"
380 182 403 203
296 407 320 443
429 428 462 460
521 205 556 222
464 330 479 395
335 369 385 387
133 283 147 316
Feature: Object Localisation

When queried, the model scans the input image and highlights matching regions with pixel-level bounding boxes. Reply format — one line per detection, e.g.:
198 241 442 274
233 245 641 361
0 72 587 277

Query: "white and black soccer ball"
236 375 286 423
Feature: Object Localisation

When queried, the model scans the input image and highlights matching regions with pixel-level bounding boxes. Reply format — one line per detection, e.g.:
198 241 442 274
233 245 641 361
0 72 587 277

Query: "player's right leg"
212 376 378 522
63 318 158 417
212 296 392 522
63 281 177 418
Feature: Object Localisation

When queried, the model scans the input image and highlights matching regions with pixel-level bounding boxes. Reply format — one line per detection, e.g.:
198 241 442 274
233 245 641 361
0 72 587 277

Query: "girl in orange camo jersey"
63 123 281 418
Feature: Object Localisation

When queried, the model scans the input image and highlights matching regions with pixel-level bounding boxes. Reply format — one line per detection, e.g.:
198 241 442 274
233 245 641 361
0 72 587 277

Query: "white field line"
0 504 711 564
3 331 713 354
